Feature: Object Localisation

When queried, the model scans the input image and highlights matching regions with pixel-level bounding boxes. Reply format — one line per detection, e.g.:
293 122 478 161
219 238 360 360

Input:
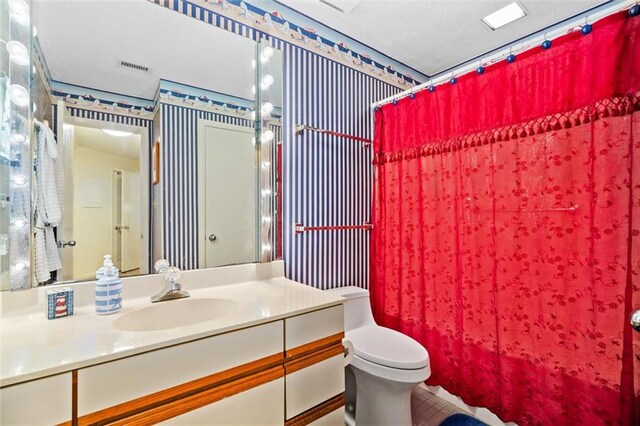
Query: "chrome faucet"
151 259 190 303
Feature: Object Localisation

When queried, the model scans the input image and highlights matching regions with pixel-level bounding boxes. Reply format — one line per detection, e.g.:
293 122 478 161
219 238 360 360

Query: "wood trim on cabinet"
285 343 344 375
76 352 283 426
72 370 78 426
285 332 344 362
284 393 345 426
109 366 284 426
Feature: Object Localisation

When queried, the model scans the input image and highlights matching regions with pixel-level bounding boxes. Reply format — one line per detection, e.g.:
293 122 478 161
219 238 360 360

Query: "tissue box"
46 288 74 320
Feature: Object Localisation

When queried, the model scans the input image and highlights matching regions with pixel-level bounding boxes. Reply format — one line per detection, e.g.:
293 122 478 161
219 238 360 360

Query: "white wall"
72 143 139 280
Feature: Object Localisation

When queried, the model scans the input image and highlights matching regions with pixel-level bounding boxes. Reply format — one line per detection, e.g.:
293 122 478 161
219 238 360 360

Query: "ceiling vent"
118 60 150 73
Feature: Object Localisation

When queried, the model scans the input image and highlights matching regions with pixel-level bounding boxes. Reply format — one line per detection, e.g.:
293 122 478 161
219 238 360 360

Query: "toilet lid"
346 325 429 369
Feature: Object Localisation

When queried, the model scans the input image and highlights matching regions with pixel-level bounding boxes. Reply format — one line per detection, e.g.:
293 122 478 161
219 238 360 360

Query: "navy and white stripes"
283 45 399 290
160 103 255 270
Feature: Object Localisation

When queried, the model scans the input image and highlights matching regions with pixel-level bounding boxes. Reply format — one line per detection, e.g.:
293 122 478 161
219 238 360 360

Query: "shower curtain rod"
372 0 636 109
295 124 372 146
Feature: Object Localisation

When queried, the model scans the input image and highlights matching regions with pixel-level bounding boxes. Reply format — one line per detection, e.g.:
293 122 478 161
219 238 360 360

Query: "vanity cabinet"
284 305 346 425
0 304 345 426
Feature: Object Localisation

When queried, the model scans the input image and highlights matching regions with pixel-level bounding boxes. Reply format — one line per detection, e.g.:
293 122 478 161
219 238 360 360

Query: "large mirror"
7 0 283 289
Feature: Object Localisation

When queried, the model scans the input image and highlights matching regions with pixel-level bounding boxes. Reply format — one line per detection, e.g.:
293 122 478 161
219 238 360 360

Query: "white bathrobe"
33 120 64 284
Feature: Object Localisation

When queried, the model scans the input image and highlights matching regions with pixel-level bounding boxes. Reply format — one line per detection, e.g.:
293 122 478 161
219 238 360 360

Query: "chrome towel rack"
295 223 373 234
295 124 372 147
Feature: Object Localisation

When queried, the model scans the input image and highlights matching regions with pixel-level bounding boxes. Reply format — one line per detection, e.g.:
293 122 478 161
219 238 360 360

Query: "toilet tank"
326 286 376 331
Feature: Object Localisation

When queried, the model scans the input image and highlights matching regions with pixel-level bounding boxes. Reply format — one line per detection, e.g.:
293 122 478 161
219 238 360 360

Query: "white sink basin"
113 298 237 332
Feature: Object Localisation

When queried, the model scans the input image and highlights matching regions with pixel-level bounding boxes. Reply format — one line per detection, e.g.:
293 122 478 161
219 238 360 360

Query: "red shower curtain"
371 11 639 426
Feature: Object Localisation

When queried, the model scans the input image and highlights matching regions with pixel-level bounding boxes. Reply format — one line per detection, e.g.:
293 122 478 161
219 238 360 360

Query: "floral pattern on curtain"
371 11 639 426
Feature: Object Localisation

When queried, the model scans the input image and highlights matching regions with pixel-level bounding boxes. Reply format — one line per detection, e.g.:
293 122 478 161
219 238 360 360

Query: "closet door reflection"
111 170 140 273
67 125 143 281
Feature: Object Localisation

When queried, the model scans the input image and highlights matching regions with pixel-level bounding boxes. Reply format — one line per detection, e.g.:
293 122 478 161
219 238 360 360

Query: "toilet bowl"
327 286 430 426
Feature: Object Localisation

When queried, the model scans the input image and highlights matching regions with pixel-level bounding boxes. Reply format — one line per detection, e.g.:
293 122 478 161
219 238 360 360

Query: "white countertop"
1 276 344 387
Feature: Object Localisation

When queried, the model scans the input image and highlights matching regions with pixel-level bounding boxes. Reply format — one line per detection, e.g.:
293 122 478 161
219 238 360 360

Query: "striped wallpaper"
151 0 401 289
159 102 256 270
283 45 399 290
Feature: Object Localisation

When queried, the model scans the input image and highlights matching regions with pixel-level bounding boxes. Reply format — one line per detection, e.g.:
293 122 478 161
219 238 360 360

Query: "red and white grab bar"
294 223 373 234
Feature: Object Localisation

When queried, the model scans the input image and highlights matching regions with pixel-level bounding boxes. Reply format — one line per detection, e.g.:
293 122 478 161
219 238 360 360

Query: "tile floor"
411 386 469 426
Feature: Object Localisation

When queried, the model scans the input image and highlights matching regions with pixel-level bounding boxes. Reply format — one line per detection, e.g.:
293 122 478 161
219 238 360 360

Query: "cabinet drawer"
163 377 284 425
285 305 344 351
0 373 72 425
286 354 344 419
78 320 283 416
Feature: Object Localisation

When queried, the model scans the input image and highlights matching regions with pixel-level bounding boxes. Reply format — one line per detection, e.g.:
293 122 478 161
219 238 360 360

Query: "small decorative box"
46 288 74 320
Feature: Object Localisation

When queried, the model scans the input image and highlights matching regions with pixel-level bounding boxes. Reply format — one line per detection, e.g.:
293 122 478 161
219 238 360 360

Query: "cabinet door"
286 354 344 419
163 377 284 425
0 373 72 425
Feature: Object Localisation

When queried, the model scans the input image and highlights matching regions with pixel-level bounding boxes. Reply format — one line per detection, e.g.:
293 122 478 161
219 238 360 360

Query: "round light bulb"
262 74 274 87
8 0 29 16
9 84 29 107
262 244 272 252
260 81 268 90
14 262 26 271
261 102 274 115
261 131 274 143
262 160 271 168
262 216 272 223
13 175 26 185
6 41 29 66
14 219 27 228
12 134 26 143
262 46 274 59
262 189 272 196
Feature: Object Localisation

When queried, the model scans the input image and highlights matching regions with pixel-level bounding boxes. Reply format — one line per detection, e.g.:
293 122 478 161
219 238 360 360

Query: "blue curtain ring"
392 99 398 106
374 106 380 112
629 4 640 16
450 77 457 84
428 85 436 92
542 40 552 49
506 54 516 63
476 66 485 74
409 92 415 99
581 24 593 35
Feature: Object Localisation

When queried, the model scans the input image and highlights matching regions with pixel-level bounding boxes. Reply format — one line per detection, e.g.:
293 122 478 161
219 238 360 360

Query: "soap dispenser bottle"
95 258 122 315
96 255 119 280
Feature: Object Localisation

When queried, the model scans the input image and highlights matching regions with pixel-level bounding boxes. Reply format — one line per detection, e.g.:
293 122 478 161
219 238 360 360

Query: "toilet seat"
350 354 431 383
347 325 429 369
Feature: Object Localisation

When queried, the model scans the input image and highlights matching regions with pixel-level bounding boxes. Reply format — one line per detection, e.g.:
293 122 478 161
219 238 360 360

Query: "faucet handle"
154 259 170 274
165 266 181 284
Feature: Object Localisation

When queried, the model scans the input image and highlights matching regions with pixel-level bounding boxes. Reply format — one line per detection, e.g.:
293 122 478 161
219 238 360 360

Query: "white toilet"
328 286 430 426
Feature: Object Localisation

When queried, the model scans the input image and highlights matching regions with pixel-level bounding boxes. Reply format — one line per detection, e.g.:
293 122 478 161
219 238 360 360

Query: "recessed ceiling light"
482 2 527 30
102 129 134 137
319 0 362 14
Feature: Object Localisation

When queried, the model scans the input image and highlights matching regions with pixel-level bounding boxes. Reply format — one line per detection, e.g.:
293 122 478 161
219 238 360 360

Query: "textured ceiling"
279 0 611 77
32 0 262 101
